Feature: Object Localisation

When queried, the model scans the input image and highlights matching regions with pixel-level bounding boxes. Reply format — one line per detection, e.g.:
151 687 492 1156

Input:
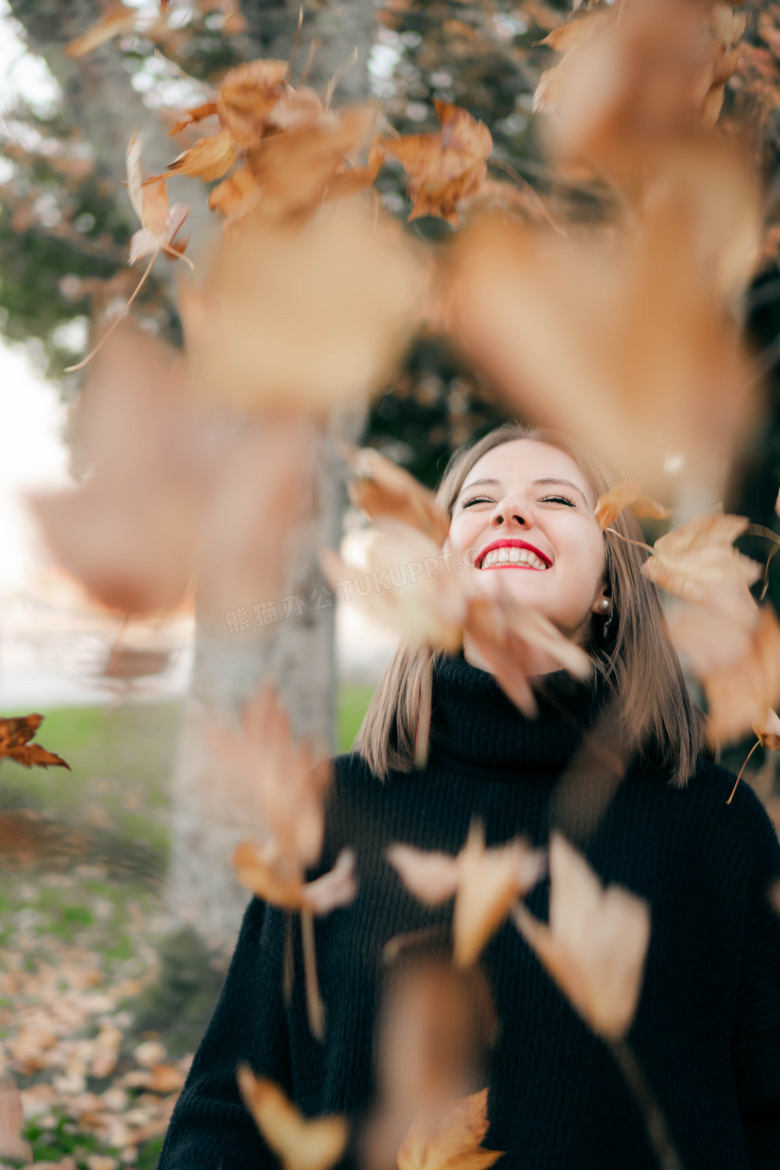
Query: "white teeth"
480 546 548 570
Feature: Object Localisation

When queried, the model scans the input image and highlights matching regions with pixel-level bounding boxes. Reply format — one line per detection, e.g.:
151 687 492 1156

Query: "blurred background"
2 0 780 1165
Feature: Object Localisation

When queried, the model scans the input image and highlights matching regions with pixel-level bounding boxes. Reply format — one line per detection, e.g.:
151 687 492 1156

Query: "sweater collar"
428 650 612 774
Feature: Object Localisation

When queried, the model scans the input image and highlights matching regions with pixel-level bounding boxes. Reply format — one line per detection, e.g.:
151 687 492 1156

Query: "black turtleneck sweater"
157 655 780 1170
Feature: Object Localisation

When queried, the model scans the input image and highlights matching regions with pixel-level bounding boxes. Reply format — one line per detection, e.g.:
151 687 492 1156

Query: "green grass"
337 682 376 753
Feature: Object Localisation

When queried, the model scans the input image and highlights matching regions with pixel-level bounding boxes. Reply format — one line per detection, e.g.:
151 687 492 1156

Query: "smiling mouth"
477 547 551 571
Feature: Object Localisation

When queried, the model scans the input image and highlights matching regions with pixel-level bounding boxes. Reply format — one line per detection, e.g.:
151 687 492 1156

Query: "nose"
490 497 529 528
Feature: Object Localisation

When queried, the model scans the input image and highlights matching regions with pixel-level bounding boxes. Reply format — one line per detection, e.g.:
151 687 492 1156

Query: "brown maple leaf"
514 833 650 1041
702 605 780 747
340 443 451 547
64 6 138 58
641 509 762 605
179 198 428 412
388 822 545 968
319 518 467 656
0 715 70 771
127 130 190 264
594 480 670 530
381 99 492 226
397 1088 504 1170
237 1069 348 1170
233 841 357 916
163 125 238 182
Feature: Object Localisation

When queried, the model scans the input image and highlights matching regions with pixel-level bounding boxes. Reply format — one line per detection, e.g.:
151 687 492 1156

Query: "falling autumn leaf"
642 509 762 605
397 1088 503 1170
0 715 70 771
64 6 137 58
594 481 671 530
237 1069 349 1170
702 605 780 746
127 131 189 265
754 705 780 750
442 135 760 499
29 325 208 617
388 823 545 968
180 198 428 413
217 59 294 146
319 518 467 655
163 125 238 182
667 587 759 676
340 443 451 547
463 585 592 719
514 833 650 1041
233 841 357 916
168 101 219 136
382 99 492 226
386 845 460 906
208 680 332 870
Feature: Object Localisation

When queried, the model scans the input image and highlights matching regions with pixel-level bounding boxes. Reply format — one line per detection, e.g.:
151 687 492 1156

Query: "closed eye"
541 495 575 506
461 496 493 508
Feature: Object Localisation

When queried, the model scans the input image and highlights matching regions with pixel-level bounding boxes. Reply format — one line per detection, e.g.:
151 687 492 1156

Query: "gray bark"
8 0 375 950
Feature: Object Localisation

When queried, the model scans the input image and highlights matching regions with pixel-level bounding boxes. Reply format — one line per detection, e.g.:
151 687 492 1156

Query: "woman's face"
445 439 609 645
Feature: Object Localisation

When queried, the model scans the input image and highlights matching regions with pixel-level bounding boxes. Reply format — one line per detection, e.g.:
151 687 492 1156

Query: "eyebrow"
458 476 589 504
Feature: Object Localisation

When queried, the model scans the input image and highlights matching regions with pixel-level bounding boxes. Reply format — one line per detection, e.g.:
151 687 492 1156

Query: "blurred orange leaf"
388 822 545 968
382 99 492 225
237 1069 348 1170
126 131 189 265
594 481 670 530
397 1088 503 1170
180 199 428 412
702 605 780 746
641 509 762 604
753 706 780 750
340 443 451 546
64 6 137 58
514 833 650 1040
164 125 238 182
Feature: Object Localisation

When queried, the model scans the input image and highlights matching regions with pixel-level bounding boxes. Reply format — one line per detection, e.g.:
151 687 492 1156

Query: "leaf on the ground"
642 509 762 604
208 680 332 870
0 1074 33 1163
397 1088 503 1170
388 823 544 968
126 131 189 264
237 1068 348 1170
64 6 137 58
0 714 70 771
381 99 492 225
340 443 451 546
702 606 780 746
594 481 670 530
514 832 650 1040
319 518 466 654
181 198 428 412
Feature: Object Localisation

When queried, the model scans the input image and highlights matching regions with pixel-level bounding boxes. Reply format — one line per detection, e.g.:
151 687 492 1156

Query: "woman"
157 421 780 1170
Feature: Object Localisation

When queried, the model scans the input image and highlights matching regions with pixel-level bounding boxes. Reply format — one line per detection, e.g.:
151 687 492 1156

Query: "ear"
590 581 612 616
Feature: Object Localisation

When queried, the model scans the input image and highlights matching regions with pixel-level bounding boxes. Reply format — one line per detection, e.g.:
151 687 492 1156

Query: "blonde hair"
351 421 707 788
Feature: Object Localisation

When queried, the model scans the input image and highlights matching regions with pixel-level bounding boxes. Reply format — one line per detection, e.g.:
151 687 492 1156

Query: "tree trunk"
7 0 375 950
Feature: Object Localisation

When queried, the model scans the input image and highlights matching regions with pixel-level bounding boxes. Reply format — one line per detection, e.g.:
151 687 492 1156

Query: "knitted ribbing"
158 654 780 1170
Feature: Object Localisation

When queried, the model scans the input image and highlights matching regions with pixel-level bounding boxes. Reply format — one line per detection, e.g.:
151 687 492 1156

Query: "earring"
596 597 612 615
